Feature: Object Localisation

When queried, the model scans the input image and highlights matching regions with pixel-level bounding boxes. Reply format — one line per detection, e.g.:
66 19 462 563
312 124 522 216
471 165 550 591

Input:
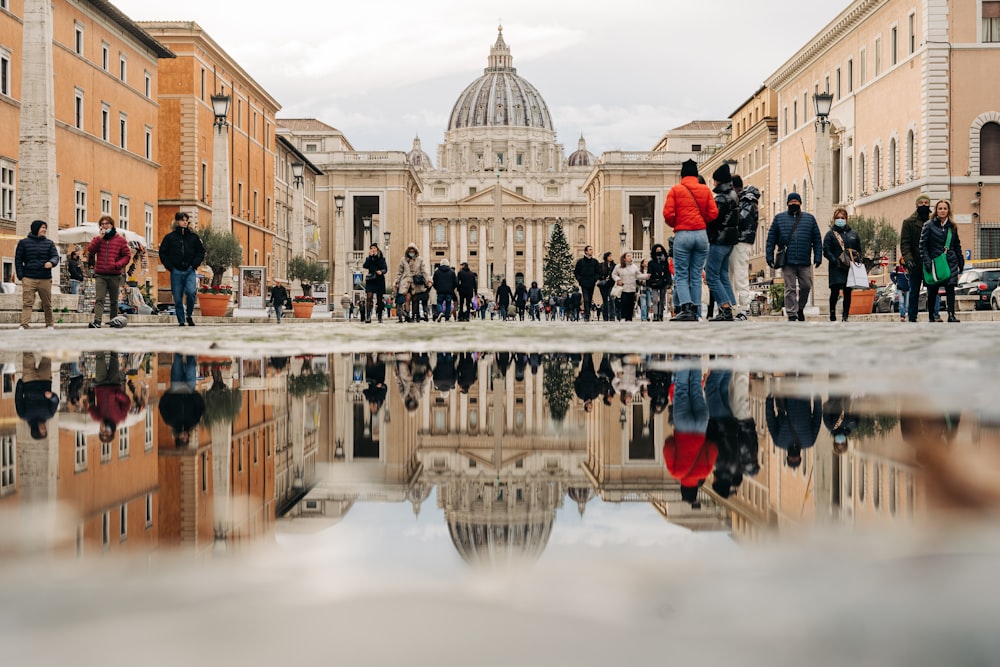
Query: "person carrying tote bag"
823 208 863 321
918 199 964 322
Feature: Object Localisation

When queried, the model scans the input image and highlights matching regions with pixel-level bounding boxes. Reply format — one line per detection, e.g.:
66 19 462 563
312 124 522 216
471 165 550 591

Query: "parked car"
875 283 943 314
992 284 1000 311
956 268 1000 310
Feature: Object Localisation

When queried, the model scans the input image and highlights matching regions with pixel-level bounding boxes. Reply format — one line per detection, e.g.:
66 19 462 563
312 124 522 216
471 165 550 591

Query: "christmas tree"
542 355 575 423
542 221 575 298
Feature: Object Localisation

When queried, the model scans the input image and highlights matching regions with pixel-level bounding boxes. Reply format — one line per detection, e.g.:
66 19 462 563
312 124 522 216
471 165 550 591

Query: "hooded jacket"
919 217 965 286
87 227 132 276
737 185 761 244
709 181 740 245
663 176 718 232
395 243 428 294
14 223 60 280
456 266 477 297
900 208 929 268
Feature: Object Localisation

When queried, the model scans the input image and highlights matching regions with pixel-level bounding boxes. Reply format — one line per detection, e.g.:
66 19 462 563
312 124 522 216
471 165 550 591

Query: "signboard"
966 249 973 261
353 272 364 290
312 282 329 310
879 256 890 267
238 266 266 309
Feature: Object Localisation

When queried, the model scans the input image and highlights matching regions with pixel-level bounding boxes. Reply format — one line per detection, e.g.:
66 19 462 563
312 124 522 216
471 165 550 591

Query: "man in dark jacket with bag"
705 163 740 321
573 245 601 321
456 261 478 321
86 215 132 329
765 193 822 321
432 259 458 321
14 220 60 330
900 193 935 322
730 178 760 320
159 211 206 327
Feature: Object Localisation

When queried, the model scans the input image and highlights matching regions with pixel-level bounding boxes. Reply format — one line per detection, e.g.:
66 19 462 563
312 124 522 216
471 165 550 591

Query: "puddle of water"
3 349 1000 664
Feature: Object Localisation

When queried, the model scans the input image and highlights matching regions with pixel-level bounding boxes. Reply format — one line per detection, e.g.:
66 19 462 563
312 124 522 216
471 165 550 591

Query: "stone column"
505 220 515 284
17 0 59 248
524 219 534 284
810 124 834 316
291 184 304 258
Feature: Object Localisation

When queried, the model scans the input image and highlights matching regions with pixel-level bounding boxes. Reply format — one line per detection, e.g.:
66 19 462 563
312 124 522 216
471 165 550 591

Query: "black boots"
709 305 734 322
673 304 698 322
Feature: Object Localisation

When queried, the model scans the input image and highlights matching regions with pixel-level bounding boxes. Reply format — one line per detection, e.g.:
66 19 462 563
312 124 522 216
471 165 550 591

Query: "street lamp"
334 194 345 216
641 216 651 255
383 230 391 248
362 215 372 248
291 161 304 188
725 158 739 176
813 91 834 133
619 223 628 249
619 406 627 427
210 93 231 131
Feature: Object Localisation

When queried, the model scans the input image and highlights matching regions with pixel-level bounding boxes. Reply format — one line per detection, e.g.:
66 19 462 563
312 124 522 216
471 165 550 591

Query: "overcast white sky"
113 0 847 157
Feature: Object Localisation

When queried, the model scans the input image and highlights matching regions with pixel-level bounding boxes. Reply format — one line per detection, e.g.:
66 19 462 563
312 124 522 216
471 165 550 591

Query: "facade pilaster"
922 0 951 201
525 219 534 284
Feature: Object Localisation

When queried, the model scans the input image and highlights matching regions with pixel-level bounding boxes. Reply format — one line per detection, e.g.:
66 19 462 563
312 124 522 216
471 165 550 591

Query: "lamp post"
290 161 305 258
333 193 346 299
641 216 651 256
210 91 232 232
811 91 836 316
362 215 372 250
725 159 739 177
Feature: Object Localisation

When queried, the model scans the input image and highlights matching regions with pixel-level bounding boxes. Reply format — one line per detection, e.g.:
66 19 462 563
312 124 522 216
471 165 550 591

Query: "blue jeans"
673 367 709 434
638 289 650 320
706 244 736 306
170 354 198 389
171 268 198 324
897 290 908 318
436 294 453 319
673 229 709 313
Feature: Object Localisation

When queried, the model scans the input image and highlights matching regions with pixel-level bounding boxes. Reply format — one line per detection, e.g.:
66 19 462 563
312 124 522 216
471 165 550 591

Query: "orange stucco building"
0 0 171 287
140 22 281 289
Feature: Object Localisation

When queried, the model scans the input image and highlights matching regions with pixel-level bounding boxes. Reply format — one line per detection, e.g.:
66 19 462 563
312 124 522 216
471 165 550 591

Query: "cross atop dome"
488 24 513 71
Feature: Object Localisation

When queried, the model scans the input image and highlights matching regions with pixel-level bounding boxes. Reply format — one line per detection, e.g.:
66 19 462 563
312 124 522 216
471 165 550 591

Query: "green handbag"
922 228 952 285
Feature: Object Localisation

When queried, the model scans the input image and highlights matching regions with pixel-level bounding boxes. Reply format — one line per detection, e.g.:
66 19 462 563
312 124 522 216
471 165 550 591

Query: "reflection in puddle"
1 350 999 562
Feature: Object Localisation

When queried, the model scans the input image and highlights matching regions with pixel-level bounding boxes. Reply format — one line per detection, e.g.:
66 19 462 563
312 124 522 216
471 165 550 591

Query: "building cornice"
765 0 887 90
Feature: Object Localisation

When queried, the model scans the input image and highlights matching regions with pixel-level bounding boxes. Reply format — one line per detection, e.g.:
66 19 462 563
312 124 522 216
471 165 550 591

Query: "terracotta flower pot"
292 301 315 318
849 289 875 315
197 292 231 317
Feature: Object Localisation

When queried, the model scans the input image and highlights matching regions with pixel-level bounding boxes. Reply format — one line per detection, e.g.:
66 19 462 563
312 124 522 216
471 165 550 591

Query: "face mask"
407 252 415 258
788 204 801 215
917 205 931 220
834 219 846 228
103 227 113 236
656 252 665 258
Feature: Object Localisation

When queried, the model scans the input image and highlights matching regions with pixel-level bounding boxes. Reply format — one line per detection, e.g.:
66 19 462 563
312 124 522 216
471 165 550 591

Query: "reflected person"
766 390 822 468
87 351 131 445
15 353 59 440
159 354 204 447
822 395 860 454
663 359 714 508
705 368 742 498
363 353 388 413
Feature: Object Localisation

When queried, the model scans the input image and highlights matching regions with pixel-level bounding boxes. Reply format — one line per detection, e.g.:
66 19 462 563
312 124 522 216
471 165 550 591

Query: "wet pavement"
3 321 1000 665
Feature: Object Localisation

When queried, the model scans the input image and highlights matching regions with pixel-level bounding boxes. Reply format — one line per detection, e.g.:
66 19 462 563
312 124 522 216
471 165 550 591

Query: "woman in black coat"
362 244 388 323
919 199 964 322
822 208 863 321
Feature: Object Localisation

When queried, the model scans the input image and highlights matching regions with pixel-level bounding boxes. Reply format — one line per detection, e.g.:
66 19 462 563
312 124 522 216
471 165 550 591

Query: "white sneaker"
19 324 29 330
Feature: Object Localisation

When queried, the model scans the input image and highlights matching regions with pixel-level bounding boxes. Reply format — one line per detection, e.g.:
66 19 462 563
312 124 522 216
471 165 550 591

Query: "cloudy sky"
113 0 846 156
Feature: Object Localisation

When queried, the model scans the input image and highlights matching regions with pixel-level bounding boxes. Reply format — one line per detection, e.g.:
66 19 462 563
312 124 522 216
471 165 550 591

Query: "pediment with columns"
457 184 534 206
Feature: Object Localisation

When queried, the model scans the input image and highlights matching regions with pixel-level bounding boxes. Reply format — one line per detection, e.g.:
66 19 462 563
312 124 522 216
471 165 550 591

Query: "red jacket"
88 384 131 426
663 176 718 232
663 433 717 487
87 230 132 277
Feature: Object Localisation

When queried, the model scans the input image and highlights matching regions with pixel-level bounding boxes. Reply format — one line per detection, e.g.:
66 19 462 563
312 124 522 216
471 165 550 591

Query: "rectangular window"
304 143 317 152
144 204 154 249
783 106 788 135
118 197 129 230
119 54 127 83
1 434 15 495
101 42 109 71
75 432 87 472
891 27 898 65
101 103 110 141
874 37 882 76
0 48 9 97
119 504 127 540
253 190 258 222
985 2 1000 42
237 99 242 128
102 512 110 546
74 88 84 129
200 69 206 100
119 112 127 150
848 58 854 92
118 426 130 458
836 67 842 99
909 13 917 53
75 183 87 226
144 125 152 159
793 100 798 129
145 494 153 527
100 191 112 216
237 183 243 217
201 163 208 202
74 23 84 56
144 70 151 97
860 48 867 85
0 159 14 220
101 440 111 463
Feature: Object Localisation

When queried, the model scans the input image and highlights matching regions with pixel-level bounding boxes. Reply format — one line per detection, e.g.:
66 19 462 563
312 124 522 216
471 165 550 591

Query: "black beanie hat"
680 159 698 178
30 220 47 235
712 163 732 184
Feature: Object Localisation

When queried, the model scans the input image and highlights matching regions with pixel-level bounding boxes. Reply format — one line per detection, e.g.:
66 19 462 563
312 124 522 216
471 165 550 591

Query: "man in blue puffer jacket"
15 220 60 330
765 192 823 321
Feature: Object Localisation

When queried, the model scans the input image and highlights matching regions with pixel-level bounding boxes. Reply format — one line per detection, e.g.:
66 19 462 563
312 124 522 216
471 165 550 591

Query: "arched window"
981 122 1000 175
515 225 524 243
577 224 586 243
906 130 916 179
889 138 898 185
873 145 881 189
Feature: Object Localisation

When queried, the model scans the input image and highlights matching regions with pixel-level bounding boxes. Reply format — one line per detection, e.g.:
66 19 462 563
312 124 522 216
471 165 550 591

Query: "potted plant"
200 362 243 427
287 255 329 318
197 227 244 317
847 215 899 315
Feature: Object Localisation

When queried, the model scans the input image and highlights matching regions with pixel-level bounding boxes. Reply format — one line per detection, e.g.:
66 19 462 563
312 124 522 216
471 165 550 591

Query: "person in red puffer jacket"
663 160 718 321
86 215 132 328
87 352 131 445
663 365 715 507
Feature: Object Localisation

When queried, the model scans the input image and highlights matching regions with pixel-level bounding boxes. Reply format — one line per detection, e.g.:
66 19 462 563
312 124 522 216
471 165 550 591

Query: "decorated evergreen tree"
542 221 576 298
542 355 575 423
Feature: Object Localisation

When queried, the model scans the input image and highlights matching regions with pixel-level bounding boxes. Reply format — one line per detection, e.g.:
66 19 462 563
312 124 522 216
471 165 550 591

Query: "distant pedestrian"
705 163 739 321
891 259 910 321
363 243 388 323
456 261 478 321
611 252 648 322
646 243 671 321
496 279 512 320
900 193 934 322
432 258 458 321
823 208 862 321
393 242 429 322
514 281 528 321
14 220 60 330
765 192 822 321
663 159 717 321
159 211 205 327
919 199 964 322
270 280 288 323
730 177 760 321
67 249 84 295
574 245 601 321
598 251 617 320
341 292 352 321
526 280 543 320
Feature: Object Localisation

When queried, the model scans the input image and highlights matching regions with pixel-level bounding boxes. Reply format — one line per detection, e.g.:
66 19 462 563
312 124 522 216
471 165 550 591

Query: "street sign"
879 256 889 266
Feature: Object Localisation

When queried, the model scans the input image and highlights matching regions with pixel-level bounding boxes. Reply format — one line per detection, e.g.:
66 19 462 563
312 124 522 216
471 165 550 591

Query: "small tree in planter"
199 227 244 288
288 255 329 299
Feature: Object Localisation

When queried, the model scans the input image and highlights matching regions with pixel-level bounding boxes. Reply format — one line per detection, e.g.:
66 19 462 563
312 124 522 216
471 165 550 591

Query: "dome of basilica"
406 135 433 170
447 27 554 133
568 135 595 167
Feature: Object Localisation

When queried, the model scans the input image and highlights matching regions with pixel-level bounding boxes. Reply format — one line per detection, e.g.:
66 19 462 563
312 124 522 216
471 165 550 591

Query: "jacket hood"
740 185 761 202
405 243 419 255
29 220 48 236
